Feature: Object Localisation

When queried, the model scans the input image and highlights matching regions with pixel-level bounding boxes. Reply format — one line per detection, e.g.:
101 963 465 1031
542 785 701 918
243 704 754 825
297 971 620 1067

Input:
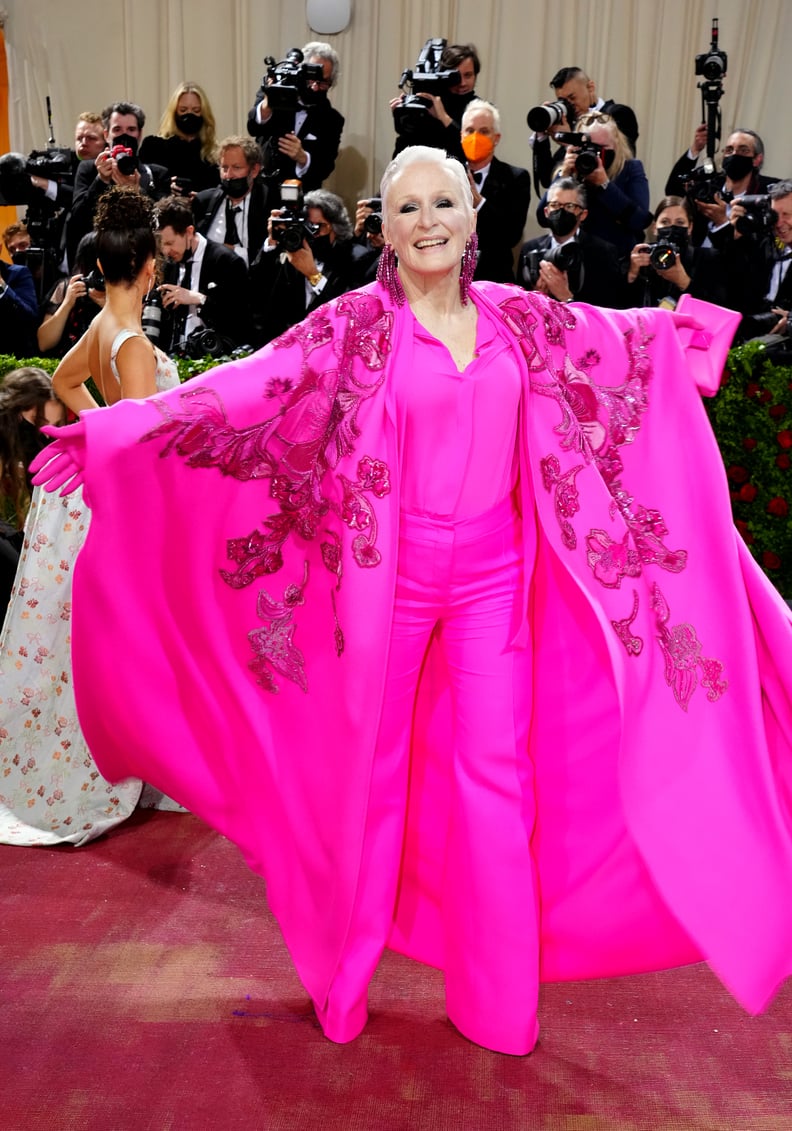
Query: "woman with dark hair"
0 187 180 846
139 82 220 195
627 195 732 308
37 233 106 358
0 367 65 615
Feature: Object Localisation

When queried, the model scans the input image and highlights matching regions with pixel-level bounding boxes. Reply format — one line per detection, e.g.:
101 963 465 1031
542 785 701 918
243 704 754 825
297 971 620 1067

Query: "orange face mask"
461 131 495 164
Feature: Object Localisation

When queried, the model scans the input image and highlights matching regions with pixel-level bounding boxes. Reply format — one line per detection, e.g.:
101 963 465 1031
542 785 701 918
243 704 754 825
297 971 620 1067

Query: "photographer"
517 177 626 307
154 195 250 356
249 188 357 345
537 111 651 256
350 198 386 285
391 41 480 162
461 100 530 283
528 67 639 190
37 232 105 357
247 42 344 198
139 82 221 195
192 136 269 267
728 181 792 344
0 247 38 355
67 102 170 267
626 196 732 310
665 127 778 247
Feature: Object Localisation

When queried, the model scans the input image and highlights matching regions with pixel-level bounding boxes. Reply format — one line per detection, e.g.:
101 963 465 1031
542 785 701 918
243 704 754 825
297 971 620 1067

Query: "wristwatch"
308 271 324 287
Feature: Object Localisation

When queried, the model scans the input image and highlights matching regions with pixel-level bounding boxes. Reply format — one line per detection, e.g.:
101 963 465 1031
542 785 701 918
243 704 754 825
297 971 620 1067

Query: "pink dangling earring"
377 243 406 307
459 232 478 305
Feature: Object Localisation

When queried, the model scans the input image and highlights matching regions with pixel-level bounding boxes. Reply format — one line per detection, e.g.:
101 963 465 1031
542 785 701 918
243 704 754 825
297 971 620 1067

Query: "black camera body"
80 268 106 292
364 197 383 236
734 194 775 237
270 182 320 252
649 227 687 270
553 132 604 177
523 242 582 293
262 49 325 112
680 161 722 204
110 144 139 176
394 38 461 136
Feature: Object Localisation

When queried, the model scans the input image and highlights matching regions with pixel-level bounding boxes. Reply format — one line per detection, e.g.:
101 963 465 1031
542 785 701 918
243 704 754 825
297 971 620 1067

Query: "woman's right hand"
63 273 88 309
628 243 651 283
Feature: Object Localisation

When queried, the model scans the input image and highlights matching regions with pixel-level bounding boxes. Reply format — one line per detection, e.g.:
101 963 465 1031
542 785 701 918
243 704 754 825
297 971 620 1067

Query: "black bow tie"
472 171 483 186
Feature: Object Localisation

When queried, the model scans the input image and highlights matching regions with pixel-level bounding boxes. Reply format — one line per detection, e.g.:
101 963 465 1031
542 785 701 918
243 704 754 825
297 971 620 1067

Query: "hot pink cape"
59 284 792 1015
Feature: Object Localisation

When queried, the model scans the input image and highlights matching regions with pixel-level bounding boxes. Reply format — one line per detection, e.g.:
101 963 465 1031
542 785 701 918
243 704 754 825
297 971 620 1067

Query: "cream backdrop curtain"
3 0 791 241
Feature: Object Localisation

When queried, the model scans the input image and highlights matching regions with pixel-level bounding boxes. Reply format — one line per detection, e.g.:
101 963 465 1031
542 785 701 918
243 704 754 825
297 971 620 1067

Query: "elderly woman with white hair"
31 146 792 1055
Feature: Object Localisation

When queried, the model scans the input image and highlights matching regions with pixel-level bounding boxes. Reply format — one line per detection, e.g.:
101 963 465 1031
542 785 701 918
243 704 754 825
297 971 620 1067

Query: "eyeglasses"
723 145 755 157
308 79 331 91
546 202 584 214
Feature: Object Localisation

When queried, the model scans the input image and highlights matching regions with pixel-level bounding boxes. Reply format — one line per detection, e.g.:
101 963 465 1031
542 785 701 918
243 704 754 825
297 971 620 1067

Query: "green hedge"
3 343 792 597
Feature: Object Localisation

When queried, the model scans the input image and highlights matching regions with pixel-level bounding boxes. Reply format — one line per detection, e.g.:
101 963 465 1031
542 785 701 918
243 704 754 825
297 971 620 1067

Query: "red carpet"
1 810 790 1130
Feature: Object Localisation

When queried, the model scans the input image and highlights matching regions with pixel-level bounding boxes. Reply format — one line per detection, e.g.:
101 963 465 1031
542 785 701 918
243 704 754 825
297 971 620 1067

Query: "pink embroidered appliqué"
247 563 310 693
540 454 582 550
139 293 394 693
650 583 728 711
586 529 641 588
611 591 643 656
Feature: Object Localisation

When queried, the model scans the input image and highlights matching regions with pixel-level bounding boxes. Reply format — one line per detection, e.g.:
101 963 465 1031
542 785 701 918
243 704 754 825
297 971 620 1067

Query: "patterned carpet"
2 810 790 1130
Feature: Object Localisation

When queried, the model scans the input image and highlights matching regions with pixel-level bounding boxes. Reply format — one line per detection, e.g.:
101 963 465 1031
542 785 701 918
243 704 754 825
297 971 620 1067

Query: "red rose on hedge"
727 464 750 483
743 437 758 451
777 454 791 469
746 382 760 398
767 497 789 517
778 431 792 449
769 404 787 420
759 388 773 404
762 551 782 570
738 483 758 502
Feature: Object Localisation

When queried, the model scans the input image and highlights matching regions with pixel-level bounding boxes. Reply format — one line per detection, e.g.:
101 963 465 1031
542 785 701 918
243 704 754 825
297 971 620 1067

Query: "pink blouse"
397 298 521 519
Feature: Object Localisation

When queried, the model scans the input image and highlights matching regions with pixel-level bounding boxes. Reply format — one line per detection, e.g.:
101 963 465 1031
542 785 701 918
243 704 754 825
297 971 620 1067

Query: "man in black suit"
67 102 170 267
247 40 344 200
460 99 530 283
249 188 358 345
728 181 792 341
192 136 269 268
391 41 480 164
529 66 639 189
516 177 628 308
154 196 252 354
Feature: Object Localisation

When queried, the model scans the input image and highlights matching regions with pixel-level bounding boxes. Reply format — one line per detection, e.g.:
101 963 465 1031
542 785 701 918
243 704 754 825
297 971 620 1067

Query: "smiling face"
382 160 474 288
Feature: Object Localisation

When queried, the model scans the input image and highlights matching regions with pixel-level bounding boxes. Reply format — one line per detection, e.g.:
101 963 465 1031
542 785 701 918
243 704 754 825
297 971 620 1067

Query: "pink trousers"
316 494 541 1054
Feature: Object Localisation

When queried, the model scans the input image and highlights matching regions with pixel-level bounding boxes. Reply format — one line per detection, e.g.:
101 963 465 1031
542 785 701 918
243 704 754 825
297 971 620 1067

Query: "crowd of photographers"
2 34 791 364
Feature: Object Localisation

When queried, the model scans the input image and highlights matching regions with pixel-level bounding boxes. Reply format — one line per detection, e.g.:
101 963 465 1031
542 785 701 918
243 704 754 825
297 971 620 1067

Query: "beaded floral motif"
140 292 394 693
540 454 583 551
611 591 643 656
651 583 728 711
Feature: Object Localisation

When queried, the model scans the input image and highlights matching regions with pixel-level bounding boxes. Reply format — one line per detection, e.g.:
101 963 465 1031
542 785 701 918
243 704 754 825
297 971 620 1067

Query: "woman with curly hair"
139 81 220 195
0 187 180 847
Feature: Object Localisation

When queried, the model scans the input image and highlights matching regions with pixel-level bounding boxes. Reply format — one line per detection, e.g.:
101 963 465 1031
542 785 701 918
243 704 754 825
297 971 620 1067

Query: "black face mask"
546 208 578 238
602 148 615 171
175 113 203 137
112 133 139 155
221 175 250 199
309 233 333 260
722 153 755 182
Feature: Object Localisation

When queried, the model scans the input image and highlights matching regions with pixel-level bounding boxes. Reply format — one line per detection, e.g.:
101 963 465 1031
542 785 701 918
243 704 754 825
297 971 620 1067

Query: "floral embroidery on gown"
0 334 182 846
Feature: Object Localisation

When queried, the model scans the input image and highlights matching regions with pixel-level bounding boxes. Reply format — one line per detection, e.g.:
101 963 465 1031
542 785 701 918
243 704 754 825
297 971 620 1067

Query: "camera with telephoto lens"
261 49 325 112
110 144 138 176
649 227 687 270
523 241 583 293
526 99 574 134
270 179 320 252
393 37 461 137
733 194 775 237
364 197 383 236
553 132 605 177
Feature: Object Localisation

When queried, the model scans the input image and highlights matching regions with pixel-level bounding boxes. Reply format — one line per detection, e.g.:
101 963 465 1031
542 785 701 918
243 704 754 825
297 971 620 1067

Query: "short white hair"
461 98 501 134
303 41 340 86
380 146 474 220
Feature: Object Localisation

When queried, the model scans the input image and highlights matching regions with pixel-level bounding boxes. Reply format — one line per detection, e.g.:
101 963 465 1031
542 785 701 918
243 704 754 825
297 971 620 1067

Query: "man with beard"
391 42 481 164
247 41 344 203
191 137 269 268
67 102 170 267
517 177 627 308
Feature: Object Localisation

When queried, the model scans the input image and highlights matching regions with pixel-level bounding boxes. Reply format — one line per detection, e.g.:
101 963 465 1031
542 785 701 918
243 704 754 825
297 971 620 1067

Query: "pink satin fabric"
45 283 792 1050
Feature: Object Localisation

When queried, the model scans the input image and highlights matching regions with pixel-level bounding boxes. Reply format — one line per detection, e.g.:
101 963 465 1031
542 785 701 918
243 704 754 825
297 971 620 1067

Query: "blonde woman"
139 81 220 195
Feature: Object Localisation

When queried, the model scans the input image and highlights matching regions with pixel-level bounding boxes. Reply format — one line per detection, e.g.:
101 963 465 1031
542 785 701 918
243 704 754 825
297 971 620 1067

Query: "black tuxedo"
392 90 475 164
247 94 344 192
249 237 358 346
67 157 171 267
158 239 252 353
473 156 531 283
192 180 270 265
517 229 629 309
